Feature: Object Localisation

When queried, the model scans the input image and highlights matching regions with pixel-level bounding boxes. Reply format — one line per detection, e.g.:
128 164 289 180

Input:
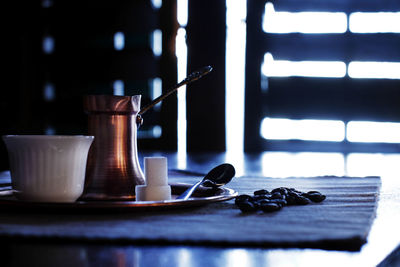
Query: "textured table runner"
0 174 380 251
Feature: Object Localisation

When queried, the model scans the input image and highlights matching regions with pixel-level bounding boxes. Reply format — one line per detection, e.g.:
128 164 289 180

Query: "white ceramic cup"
2 135 94 202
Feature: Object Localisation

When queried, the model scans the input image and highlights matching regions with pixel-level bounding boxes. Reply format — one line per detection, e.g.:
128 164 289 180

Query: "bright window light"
151 77 162 111
43 82 55 101
348 61 400 79
114 32 125 51
263 2 347 34
261 118 345 141
226 0 246 155
176 248 192 267
151 0 162 9
42 36 54 54
113 80 124 96
137 126 162 139
152 125 162 138
176 0 188 169
224 249 252 267
152 29 162 56
347 153 400 178
262 53 346 78
350 12 400 33
177 0 188 26
261 152 345 177
347 121 400 143
346 153 384 177
176 27 188 167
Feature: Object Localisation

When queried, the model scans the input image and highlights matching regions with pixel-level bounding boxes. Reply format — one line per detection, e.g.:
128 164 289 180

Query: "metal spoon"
137 65 213 125
176 163 235 200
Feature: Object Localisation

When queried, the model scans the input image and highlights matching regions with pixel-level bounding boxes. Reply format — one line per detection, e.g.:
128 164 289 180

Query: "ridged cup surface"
2 135 94 202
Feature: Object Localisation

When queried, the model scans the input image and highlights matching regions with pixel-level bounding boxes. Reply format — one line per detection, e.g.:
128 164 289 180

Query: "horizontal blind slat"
265 78 400 121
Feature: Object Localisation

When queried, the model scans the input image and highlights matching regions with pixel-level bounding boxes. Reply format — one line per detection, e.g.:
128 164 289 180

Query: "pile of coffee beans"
235 187 326 213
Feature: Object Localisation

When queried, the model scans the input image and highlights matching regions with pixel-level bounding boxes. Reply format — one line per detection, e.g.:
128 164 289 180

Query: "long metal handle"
138 65 213 116
176 180 204 200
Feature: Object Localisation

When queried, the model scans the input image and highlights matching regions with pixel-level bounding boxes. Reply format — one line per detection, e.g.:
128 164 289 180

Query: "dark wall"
186 0 226 151
1 0 178 170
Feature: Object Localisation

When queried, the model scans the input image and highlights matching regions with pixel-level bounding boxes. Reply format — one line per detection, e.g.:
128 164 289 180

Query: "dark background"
2 0 400 171
1 0 227 170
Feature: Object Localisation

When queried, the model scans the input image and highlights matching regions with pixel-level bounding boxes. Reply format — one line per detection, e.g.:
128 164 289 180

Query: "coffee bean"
255 199 271 207
287 191 300 199
288 188 302 194
285 195 297 205
286 191 300 205
271 192 283 200
254 189 270 195
270 198 287 207
253 194 270 201
271 187 288 196
236 201 258 212
259 202 281 212
294 195 311 205
235 187 325 213
305 192 326 203
235 194 253 205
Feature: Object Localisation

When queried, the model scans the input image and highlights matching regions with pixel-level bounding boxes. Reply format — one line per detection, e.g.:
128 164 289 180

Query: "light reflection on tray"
0 183 237 211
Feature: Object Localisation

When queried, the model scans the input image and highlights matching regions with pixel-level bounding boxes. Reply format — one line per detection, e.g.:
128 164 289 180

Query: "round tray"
0 183 237 212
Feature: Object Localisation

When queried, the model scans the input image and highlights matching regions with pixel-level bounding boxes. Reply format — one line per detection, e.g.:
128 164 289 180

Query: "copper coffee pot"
81 66 212 200
81 95 144 200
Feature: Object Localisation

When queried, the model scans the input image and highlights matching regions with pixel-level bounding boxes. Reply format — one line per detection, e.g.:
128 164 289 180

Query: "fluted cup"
2 135 94 202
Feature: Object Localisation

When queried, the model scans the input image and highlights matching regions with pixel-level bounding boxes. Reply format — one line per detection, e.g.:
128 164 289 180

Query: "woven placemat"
0 174 380 251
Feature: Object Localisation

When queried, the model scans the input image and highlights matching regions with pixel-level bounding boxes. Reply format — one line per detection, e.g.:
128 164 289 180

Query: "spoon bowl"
176 163 235 200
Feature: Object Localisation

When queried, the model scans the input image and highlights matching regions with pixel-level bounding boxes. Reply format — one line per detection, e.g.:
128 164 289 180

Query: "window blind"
245 0 400 152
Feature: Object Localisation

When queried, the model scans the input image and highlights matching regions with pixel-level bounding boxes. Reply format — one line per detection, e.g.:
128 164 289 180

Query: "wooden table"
1 151 399 267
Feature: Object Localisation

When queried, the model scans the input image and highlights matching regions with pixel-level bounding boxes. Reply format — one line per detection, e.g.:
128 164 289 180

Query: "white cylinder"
135 156 171 201
144 157 168 186
135 185 171 201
